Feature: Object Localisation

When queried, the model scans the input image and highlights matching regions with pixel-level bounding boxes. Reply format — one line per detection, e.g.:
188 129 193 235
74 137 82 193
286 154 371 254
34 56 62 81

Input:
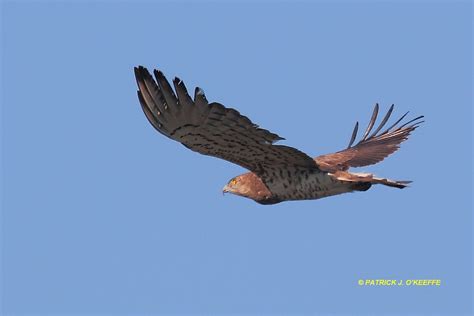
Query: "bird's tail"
330 170 411 190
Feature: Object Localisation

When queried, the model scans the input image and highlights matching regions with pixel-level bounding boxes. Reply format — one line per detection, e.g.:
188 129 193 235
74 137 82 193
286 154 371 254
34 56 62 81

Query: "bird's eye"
231 179 237 185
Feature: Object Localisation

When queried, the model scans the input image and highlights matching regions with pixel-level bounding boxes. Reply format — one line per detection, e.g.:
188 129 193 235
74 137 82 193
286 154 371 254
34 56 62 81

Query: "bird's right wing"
134 66 319 194
315 104 424 172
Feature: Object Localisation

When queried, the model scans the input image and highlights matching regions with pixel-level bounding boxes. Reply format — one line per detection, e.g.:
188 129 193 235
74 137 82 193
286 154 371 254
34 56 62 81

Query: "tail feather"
331 171 411 189
371 177 411 189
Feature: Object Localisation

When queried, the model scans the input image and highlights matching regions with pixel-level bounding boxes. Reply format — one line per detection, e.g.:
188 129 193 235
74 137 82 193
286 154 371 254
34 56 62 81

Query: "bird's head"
222 175 251 197
222 172 280 204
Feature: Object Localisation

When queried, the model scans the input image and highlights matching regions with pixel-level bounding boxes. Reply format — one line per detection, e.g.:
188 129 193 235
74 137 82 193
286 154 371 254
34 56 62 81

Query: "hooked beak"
222 184 231 195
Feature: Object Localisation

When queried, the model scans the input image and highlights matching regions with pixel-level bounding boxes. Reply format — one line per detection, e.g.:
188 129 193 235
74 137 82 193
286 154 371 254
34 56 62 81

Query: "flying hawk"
134 66 423 205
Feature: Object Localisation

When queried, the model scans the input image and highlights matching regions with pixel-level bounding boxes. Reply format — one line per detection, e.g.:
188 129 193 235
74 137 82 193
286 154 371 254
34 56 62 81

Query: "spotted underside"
263 168 348 201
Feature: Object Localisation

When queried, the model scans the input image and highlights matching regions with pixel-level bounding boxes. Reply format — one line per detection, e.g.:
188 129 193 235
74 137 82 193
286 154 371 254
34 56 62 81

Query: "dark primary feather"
134 66 320 195
315 104 424 172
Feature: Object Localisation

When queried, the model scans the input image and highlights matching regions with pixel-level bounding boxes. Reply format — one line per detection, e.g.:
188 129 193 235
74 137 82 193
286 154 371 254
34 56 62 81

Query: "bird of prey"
134 66 423 205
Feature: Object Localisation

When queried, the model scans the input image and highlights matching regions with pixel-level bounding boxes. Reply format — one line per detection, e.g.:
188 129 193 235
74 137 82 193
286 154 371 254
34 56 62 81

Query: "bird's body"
227 170 367 205
134 66 423 204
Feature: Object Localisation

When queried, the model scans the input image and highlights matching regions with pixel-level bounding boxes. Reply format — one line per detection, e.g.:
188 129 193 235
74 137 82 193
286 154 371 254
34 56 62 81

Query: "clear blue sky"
2 1 472 315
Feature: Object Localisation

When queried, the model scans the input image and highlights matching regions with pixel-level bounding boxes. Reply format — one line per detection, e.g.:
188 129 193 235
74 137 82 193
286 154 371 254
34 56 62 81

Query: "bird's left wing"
315 104 424 172
134 66 319 194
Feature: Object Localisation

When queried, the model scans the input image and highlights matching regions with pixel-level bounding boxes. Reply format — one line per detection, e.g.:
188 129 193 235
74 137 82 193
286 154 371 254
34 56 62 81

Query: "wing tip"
134 65 149 76
153 68 165 80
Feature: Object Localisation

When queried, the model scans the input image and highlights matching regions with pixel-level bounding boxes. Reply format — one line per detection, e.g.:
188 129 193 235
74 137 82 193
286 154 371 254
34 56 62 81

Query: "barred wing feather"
315 104 424 172
134 66 319 194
